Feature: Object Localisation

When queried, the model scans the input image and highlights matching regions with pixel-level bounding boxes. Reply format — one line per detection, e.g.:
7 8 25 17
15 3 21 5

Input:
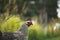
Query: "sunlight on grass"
28 18 44 40
28 18 60 40
0 14 60 40
0 16 24 32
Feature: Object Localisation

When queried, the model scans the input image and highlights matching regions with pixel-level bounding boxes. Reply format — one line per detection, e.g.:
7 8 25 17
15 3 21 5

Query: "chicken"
17 19 33 40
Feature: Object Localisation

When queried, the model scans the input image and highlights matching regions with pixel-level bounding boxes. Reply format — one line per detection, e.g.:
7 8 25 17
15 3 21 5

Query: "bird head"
26 19 34 27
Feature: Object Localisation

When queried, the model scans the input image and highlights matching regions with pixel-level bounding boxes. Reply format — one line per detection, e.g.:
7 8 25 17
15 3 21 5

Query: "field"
0 15 60 40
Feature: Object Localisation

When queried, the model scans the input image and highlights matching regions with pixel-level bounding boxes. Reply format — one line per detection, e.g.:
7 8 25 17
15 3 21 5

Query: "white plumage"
17 20 33 40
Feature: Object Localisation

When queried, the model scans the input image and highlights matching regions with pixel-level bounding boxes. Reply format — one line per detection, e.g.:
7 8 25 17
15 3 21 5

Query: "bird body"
19 23 28 36
17 20 33 40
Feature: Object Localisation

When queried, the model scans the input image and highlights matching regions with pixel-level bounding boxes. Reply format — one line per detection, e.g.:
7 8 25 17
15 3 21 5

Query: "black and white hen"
17 19 33 40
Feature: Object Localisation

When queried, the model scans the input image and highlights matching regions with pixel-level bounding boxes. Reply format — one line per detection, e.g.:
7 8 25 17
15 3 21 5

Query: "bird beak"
32 21 35 25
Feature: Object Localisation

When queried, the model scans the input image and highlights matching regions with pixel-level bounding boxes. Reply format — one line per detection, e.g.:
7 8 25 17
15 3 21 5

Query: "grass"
45 36 60 40
0 14 60 40
28 18 60 40
0 15 24 32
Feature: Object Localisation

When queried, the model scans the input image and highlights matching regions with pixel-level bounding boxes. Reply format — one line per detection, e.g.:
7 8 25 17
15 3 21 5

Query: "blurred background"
0 0 60 40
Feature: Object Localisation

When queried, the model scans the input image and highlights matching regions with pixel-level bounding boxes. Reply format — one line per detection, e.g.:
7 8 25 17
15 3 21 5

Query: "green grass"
45 36 60 40
28 20 45 40
0 14 60 40
28 18 60 40
0 15 24 32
